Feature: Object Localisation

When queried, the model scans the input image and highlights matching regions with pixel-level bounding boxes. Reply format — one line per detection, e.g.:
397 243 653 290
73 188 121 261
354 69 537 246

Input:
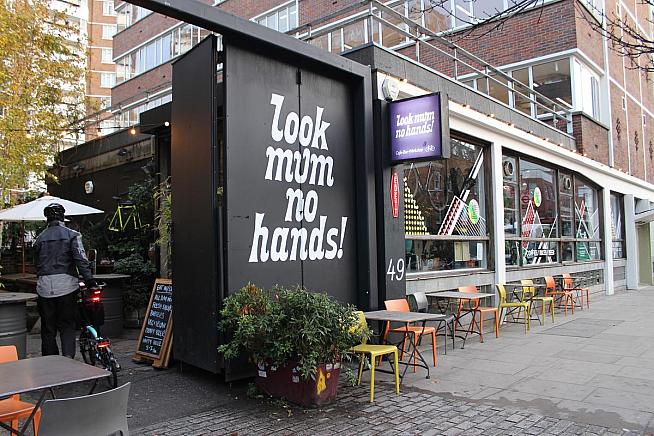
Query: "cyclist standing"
34 203 97 358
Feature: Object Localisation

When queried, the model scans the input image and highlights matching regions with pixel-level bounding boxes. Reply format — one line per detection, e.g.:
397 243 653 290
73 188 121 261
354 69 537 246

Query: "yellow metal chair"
496 284 531 334
350 311 400 402
520 279 555 324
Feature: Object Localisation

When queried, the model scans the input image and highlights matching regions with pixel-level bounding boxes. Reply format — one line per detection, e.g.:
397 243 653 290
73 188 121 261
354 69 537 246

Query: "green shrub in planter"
219 284 369 380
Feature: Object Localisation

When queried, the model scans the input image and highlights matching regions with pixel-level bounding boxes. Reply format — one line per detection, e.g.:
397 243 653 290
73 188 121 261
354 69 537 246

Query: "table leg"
13 390 48 436
400 322 430 380
88 379 99 395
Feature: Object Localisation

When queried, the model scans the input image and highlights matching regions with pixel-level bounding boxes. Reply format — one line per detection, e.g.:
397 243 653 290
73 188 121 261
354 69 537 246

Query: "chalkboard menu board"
134 279 173 365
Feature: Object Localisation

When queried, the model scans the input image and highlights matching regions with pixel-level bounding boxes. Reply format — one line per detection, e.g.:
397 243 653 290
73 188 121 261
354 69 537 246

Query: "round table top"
0 292 37 304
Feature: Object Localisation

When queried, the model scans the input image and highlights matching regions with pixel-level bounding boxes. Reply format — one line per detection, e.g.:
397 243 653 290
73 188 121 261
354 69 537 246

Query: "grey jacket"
34 221 94 283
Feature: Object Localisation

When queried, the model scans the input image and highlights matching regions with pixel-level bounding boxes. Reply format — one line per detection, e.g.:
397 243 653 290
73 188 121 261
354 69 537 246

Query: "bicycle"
108 198 143 232
77 281 121 388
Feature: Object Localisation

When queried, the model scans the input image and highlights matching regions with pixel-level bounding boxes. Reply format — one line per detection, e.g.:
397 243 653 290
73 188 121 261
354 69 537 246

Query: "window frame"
100 72 115 88
610 192 626 259
405 132 493 276
101 47 113 64
503 151 604 267
103 0 116 16
101 24 117 40
251 1 298 33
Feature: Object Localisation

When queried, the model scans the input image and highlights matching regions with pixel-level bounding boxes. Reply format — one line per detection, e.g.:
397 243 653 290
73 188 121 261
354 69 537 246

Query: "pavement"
18 286 654 435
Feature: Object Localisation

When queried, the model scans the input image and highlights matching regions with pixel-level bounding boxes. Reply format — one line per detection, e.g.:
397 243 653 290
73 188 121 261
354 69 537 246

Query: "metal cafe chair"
37 383 130 436
496 284 531 334
544 275 575 316
0 346 41 436
350 312 400 403
408 292 456 354
383 299 438 371
562 273 590 310
519 279 555 325
457 285 498 343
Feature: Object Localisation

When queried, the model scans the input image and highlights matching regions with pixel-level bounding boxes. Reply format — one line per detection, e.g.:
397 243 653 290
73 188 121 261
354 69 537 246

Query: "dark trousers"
37 292 77 358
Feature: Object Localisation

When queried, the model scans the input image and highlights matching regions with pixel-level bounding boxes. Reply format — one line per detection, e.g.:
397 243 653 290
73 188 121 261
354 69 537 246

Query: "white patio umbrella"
0 195 103 222
0 196 103 273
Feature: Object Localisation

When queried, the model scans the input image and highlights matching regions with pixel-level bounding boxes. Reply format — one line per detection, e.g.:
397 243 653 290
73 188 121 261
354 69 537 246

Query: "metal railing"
72 0 573 141
290 0 573 134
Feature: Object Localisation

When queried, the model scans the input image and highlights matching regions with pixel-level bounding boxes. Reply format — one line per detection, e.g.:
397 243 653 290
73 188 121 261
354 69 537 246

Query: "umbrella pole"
21 221 25 274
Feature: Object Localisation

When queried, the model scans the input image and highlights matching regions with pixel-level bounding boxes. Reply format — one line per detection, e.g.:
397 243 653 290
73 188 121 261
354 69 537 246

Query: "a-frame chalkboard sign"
133 279 173 368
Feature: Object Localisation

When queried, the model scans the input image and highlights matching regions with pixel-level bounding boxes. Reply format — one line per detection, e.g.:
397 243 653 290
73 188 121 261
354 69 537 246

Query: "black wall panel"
171 37 220 373
224 45 360 304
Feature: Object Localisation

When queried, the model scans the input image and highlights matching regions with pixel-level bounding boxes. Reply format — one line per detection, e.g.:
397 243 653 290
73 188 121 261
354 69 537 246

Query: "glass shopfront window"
575 178 601 260
518 159 558 265
405 138 488 273
610 193 625 258
504 153 602 266
502 156 519 237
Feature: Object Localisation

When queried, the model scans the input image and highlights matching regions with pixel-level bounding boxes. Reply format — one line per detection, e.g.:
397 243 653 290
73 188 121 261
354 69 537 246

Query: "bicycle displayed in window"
108 198 143 232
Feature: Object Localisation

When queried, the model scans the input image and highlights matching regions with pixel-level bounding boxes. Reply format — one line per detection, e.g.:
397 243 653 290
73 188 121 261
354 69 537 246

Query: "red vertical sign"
391 170 399 218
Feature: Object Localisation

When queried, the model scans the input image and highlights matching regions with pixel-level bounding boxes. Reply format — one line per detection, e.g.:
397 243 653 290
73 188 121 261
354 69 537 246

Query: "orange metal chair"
562 273 590 310
382 298 437 371
457 285 498 342
544 275 574 315
0 346 40 436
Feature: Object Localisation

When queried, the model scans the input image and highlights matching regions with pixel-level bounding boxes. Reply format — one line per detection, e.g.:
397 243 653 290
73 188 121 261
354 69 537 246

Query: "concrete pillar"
491 141 505 291
625 195 638 289
638 224 653 285
601 189 614 295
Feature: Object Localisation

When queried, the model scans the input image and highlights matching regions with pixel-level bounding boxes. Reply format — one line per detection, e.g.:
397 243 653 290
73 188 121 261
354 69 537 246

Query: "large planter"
256 360 341 407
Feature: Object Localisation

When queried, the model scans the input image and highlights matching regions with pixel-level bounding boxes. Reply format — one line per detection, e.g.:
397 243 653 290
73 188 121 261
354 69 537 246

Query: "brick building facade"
86 0 118 138
76 0 654 293
109 0 653 185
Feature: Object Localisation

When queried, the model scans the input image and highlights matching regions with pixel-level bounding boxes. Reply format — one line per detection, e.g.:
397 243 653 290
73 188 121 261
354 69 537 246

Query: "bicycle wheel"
79 331 96 366
108 209 122 232
99 347 119 389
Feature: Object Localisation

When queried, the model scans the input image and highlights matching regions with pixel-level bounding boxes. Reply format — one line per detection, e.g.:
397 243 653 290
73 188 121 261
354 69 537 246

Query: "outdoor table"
424 291 494 349
0 292 37 359
363 310 446 381
0 355 110 436
93 273 130 337
0 274 37 294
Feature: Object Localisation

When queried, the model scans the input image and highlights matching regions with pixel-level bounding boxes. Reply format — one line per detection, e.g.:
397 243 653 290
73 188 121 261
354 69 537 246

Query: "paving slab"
538 319 624 338
508 378 596 402
584 387 654 413
554 349 623 364
586 374 654 397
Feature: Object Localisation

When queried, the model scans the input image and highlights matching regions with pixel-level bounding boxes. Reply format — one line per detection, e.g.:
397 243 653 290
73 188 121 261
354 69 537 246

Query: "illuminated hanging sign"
389 92 449 163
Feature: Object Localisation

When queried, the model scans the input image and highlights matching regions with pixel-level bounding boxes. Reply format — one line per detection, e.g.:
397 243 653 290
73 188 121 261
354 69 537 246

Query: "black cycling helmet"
43 203 65 222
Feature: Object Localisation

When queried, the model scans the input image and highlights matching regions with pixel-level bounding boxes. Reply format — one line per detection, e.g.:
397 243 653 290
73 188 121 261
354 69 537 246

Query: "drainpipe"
601 7 614 167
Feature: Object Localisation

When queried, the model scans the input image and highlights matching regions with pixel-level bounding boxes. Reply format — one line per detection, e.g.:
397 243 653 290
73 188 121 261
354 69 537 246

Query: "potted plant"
219 284 368 407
